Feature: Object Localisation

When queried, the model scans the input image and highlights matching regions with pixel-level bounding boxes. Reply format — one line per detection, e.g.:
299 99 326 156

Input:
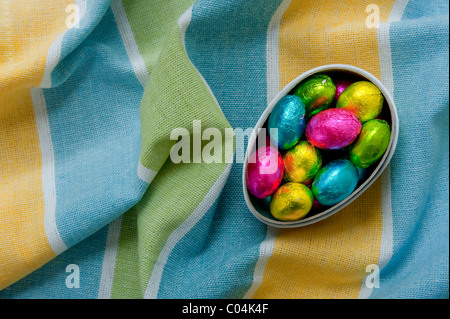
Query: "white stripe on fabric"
266 0 291 104
39 35 63 88
379 165 394 270
137 162 157 184
31 88 68 255
358 0 409 299
78 0 87 22
178 5 225 117
39 0 87 88
358 166 395 299
33 0 89 253
111 0 156 183
144 163 232 299
111 0 149 88
98 216 123 299
243 0 291 300
243 226 278 299
378 0 410 96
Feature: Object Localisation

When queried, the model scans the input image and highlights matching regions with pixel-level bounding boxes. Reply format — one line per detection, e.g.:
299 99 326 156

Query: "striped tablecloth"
0 0 448 299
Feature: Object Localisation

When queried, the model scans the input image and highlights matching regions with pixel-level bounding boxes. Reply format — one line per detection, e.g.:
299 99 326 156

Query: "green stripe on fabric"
110 1 233 298
111 210 141 299
122 0 195 75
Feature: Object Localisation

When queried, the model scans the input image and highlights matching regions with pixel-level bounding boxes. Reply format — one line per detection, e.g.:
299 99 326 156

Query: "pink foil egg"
335 79 353 100
306 108 362 150
311 198 323 213
246 145 284 199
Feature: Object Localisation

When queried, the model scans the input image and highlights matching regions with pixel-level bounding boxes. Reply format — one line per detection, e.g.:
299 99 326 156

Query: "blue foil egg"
268 95 306 151
356 166 367 182
311 159 359 206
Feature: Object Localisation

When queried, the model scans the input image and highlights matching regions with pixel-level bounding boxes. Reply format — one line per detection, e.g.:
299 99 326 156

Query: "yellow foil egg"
283 141 322 184
269 182 314 221
336 81 384 123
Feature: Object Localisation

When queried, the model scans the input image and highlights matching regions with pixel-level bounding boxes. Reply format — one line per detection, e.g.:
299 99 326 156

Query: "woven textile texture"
0 0 448 299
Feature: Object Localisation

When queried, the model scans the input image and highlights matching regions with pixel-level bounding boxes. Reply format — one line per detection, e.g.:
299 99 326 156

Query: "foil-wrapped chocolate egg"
268 95 306 151
350 119 391 168
293 74 336 117
283 140 322 184
261 195 272 209
306 108 361 150
334 78 353 100
270 182 314 221
311 159 359 206
356 166 368 182
246 146 284 199
337 81 384 123
310 197 323 214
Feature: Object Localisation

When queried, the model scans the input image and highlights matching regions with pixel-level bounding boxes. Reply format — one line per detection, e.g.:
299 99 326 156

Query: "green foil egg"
349 119 391 168
336 81 384 123
293 74 336 117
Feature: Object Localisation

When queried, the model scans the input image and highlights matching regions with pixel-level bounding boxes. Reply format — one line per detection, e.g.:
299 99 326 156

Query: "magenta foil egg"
306 108 362 150
246 145 284 199
334 79 353 100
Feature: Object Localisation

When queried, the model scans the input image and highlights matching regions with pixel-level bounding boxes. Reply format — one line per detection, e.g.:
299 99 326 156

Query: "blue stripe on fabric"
371 0 449 298
44 7 148 248
0 227 108 299
157 0 282 299
50 0 112 88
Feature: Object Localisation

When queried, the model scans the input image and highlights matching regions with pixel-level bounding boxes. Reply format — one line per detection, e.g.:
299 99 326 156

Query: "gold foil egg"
283 140 322 184
269 182 314 221
336 81 384 123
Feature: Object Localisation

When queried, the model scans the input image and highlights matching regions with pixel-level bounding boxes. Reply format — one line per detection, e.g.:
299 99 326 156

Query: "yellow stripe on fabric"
0 0 73 289
252 0 395 299
277 0 393 82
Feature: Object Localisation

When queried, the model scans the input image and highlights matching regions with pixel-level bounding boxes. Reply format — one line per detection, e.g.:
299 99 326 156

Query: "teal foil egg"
293 74 336 117
311 159 359 206
268 95 306 151
356 166 367 182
